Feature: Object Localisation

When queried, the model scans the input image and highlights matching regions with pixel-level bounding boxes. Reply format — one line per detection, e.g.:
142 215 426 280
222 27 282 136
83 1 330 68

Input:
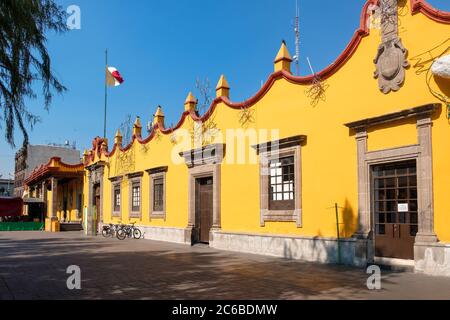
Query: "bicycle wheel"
102 227 111 238
133 228 142 239
116 229 127 240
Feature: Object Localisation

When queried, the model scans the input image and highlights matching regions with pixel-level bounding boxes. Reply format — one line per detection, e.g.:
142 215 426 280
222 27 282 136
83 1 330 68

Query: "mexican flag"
106 66 124 87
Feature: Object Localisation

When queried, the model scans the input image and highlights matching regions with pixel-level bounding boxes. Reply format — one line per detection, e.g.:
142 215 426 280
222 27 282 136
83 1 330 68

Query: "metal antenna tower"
293 0 300 75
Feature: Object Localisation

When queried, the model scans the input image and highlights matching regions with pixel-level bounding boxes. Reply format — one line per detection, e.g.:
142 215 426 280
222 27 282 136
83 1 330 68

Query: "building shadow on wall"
282 198 356 265
340 198 356 239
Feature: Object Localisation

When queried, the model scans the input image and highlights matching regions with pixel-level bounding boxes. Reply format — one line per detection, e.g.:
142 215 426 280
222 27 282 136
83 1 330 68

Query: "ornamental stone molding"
374 0 409 93
179 144 225 169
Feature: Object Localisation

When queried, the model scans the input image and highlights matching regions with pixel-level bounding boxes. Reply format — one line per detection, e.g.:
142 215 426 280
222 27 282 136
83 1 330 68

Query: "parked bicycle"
116 222 142 240
102 222 123 238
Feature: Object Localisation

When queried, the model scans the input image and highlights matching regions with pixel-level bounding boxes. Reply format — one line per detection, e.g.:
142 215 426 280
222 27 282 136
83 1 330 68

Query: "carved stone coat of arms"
374 0 409 93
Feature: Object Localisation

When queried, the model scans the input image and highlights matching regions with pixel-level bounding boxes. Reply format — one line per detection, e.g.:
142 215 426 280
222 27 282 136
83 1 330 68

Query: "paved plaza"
0 231 450 300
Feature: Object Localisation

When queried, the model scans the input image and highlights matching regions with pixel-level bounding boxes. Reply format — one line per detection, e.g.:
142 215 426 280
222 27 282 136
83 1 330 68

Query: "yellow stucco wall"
84 3 450 242
101 139 189 228
54 179 83 222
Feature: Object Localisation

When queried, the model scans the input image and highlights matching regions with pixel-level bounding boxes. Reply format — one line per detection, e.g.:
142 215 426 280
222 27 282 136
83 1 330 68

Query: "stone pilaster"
211 163 221 230
415 116 438 243
354 129 370 239
50 177 58 219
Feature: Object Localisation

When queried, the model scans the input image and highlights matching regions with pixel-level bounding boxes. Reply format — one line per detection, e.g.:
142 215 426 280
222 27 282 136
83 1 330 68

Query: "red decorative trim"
83 137 108 165
25 157 84 186
410 0 450 24
84 0 450 165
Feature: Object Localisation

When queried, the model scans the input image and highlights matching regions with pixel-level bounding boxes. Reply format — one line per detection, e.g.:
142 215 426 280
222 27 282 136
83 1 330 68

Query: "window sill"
112 211 121 217
261 209 302 228
129 212 141 218
150 212 166 220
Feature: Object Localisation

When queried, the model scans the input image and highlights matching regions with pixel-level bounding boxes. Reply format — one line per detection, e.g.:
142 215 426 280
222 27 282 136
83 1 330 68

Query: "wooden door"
196 177 213 243
373 161 418 260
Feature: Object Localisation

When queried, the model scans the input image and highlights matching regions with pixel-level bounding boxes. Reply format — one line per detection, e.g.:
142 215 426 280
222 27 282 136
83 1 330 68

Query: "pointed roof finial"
274 40 292 73
153 105 165 127
216 74 230 98
274 40 292 63
185 92 197 105
184 92 197 112
216 74 230 90
154 105 165 118
133 116 142 137
134 116 142 128
114 129 123 146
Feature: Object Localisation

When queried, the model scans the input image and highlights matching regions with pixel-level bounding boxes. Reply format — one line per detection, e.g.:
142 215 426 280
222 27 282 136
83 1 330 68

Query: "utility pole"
335 203 341 265
328 202 344 265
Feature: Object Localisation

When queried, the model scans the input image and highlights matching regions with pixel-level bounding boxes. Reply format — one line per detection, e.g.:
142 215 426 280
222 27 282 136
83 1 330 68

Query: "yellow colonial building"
80 0 450 276
25 157 84 232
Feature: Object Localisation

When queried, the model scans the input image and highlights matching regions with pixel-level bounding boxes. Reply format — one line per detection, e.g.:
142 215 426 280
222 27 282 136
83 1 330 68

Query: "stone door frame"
180 144 224 244
186 164 221 244
345 104 440 261
86 162 106 235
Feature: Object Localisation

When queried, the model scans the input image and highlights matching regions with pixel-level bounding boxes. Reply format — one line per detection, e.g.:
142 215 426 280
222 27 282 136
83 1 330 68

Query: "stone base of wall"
105 224 450 277
138 225 190 245
210 231 369 267
415 242 450 277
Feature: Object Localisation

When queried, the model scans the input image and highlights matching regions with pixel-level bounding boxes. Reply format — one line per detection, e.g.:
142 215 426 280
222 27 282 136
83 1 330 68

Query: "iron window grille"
114 186 121 212
153 177 164 212
132 183 141 212
269 156 295 210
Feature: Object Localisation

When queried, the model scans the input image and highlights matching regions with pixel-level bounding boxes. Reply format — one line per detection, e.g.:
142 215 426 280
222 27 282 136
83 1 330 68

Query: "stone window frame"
127 172 143 219
109 176 122 218
253 135 306 228
345 103 440 245
146 166 168 221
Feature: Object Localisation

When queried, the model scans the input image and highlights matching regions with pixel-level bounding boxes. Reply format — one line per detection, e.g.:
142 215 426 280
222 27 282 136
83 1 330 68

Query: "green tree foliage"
0 0 67 147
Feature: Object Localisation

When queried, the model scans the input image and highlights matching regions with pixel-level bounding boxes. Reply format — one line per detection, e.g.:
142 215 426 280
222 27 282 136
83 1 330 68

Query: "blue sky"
1 0 449 178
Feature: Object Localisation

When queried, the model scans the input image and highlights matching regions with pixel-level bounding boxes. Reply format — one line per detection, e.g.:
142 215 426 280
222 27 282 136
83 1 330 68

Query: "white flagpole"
104 49 108 139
